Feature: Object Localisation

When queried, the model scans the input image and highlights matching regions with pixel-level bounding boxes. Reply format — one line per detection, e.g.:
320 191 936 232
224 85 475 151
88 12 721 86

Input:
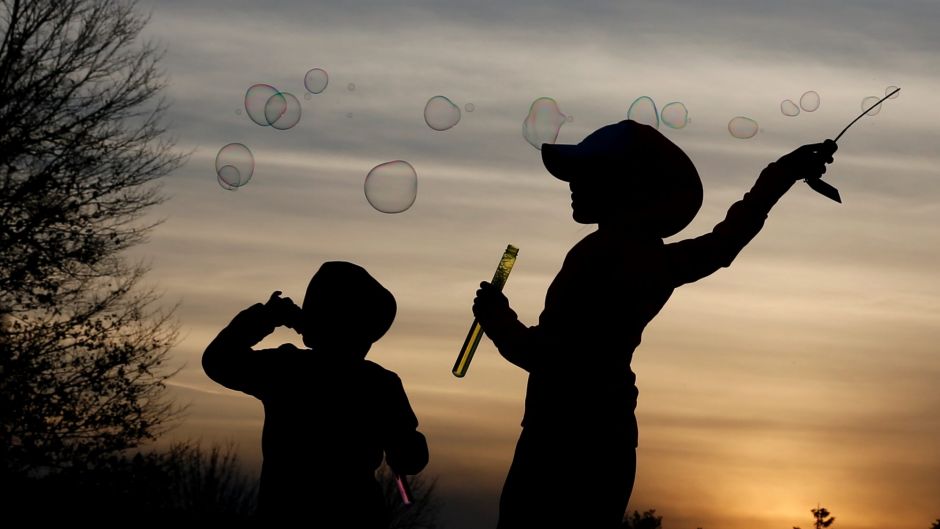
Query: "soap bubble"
566 115 574 123
627 96 659 129
861 96 882 116
781 99 800 116
885 85 900 99
660 102 689 129
303 93 312 101
365 160 417 213
304 68 329 94
235 108 242 115
217 167 240 190
800 91 820 112
424 95 461 131
728 117 759 139
346 112 354 119
522 97 567 150
244 84 279 126
347 82 356 92
264 92 302 130
464 103 475 112
215 143 254 188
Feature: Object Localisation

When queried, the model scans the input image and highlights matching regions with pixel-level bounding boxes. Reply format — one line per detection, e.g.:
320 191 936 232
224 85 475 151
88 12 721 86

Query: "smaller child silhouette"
203 261 428 527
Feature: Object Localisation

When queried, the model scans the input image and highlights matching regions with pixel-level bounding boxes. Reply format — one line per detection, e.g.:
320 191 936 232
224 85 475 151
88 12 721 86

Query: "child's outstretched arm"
663 140 837 286
202 292 301 396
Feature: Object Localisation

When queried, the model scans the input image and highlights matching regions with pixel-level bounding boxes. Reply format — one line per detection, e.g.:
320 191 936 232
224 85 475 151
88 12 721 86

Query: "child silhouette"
473 120 836 528
203 261 428 527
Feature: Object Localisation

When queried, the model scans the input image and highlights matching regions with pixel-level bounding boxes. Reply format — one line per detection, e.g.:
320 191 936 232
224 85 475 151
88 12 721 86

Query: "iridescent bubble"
365 160 418 213
217 166 240 190
627 96 659 129
347 82 356 92
215 143 254 187
800 91 820 112
522 97 567 150
660 102 689 129
728 117 759 139
245 84 279 126
264 92 302 130
424 95 461 131
464 103 475 112
781 99 800 117
861 96 882 116
304 68 329 94
885 85 900 99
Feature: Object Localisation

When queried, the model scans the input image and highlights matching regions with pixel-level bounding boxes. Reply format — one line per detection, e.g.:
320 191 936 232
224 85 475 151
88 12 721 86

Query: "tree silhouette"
622 509 663 529
0 0 185 475
794 505 835 529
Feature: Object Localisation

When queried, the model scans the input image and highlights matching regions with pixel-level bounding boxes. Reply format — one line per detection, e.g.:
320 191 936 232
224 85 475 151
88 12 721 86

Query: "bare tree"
0 0 184 474
794 505 835 529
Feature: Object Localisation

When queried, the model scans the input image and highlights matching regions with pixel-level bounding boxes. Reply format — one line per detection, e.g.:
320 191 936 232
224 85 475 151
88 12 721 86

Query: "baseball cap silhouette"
541 120 702 238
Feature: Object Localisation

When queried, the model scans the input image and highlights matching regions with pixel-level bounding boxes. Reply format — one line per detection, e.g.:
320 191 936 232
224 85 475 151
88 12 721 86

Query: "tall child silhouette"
473 120 836 528
204 261 428 527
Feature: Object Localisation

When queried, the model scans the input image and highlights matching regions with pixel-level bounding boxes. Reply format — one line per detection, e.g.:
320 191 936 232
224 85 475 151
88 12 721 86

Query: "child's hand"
265 291 303 332
473 281 516 331
774 139 838 182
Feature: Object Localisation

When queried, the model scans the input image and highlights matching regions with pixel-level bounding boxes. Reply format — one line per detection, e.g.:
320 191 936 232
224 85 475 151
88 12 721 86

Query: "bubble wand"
804 86 901 203
452 244 519 378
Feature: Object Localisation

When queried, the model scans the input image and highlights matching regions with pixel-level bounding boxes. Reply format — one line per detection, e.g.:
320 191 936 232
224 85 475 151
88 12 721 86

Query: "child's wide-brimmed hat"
302 261 397 345
541 120 703 238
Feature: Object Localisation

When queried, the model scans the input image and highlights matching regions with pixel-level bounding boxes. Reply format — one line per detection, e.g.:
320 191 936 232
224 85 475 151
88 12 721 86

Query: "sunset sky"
135 1 939 527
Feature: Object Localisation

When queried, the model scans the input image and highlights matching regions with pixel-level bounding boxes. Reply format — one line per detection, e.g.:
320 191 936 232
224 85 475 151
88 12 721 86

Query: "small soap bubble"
346 112 354 119
800 91 820 112
245 84 280 126
627 96 659 129
217 166 240 190
566 115 574 123
885 85 900 99
365 160 418 213
303 93 312 101
522 97 568 150
424 95 461 131
304 68 329 94
861 96 882 116
264 92 302 130
347 82 356 92
464 102 475 112
215 143 254 188
660 102 689 129
728 116 759 139
781 99 800 116
235 108 242 115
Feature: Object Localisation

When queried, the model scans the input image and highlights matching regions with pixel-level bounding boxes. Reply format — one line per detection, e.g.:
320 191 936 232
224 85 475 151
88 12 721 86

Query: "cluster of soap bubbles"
860 85 900 117
626 96 689 130
214 143 254 191
780 90 821 117
244 84 303 130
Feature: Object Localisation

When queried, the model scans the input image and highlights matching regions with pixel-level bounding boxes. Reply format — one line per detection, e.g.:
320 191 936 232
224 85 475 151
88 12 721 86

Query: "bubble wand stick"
452 245 519 378
804 86 901 203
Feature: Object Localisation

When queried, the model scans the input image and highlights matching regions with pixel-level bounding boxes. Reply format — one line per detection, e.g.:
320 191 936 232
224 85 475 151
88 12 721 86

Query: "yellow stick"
452 244 519 378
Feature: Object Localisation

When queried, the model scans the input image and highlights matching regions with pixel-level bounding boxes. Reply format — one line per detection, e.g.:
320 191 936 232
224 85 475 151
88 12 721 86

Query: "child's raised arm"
202 292 301 397
663 141 837 287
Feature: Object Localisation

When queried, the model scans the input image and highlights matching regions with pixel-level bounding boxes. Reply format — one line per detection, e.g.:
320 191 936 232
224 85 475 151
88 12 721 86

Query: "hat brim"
541 143 584 182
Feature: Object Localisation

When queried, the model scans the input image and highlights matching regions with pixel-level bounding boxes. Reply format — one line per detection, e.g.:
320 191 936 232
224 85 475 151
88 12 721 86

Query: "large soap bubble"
365 160 418 213
244 84 279 126
627 96 659 129
522 97 567 150
304 68 329 94
728 117 759 139
424 95 461 131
